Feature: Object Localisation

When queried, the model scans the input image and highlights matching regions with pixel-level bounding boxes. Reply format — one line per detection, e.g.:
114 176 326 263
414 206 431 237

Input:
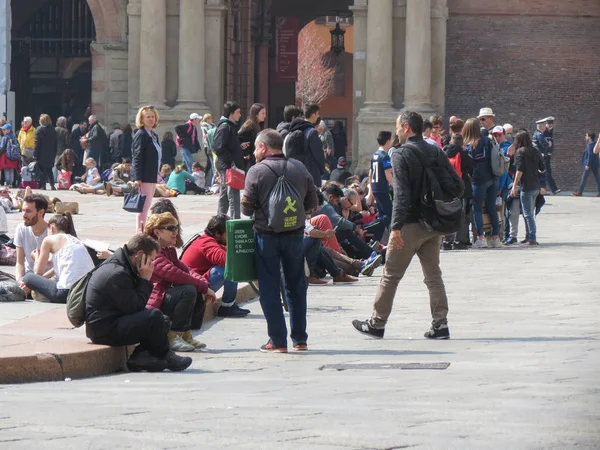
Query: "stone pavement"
0 193 599 448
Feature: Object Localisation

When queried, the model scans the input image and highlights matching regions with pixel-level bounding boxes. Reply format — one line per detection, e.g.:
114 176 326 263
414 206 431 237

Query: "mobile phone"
135 254 144 268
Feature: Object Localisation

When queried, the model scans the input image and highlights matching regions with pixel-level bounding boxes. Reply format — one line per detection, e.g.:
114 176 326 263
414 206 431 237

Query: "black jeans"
39 165 55 189
185 182 207 195
336 229 373 260
543 155 558 192
303 237 342 277
161 285 203 332
23 273 68 303
87 309 170 358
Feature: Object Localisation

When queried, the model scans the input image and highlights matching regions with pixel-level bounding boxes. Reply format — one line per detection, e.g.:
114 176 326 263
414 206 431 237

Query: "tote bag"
123 189 147 213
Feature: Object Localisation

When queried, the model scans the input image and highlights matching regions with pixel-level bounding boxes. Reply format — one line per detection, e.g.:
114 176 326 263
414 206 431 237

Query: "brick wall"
445 0 600 190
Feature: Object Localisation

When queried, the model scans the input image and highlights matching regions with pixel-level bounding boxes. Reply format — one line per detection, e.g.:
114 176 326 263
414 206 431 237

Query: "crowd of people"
2 98 599 373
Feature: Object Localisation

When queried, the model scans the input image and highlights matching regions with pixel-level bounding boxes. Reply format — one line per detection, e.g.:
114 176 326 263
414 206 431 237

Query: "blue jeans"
180 147 194 172
208 266 238 307
472 179 499 237
254 233 307 347
578 167 600 194
303 237 342 277
520 189 539 242
363 191 392 242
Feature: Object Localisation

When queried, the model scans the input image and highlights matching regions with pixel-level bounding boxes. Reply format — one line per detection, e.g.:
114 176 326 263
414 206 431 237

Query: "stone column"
349 0 368 165
403 0 434 113
139 0 167 107
176 0 209 110
431 0 448 114
364 0 394 109
205 0 228 117
127 0 141 120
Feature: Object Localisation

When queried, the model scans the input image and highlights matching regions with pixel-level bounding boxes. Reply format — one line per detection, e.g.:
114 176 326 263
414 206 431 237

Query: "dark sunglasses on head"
157 225 179 232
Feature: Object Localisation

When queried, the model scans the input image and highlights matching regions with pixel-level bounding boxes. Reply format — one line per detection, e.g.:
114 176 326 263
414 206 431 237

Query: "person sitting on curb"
144 212 217 352
22 212 94 303
15 194 52 299
167 164 207 195
70 158 105 194
85 234 193 372
181 214 250 318
304 217 358 285
105 158 134 196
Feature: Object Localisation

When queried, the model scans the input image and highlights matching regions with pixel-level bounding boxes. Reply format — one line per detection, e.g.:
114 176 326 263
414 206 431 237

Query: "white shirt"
13 224 49 274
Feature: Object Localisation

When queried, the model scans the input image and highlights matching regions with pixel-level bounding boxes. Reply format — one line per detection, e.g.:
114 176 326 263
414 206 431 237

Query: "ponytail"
48 212 77 237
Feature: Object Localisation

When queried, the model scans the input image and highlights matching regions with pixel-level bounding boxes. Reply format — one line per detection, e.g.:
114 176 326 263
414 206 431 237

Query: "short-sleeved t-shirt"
13 224 48 274
370 149 392 193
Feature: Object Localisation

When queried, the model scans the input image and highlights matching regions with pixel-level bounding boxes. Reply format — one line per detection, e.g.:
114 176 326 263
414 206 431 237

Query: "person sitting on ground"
143 212 217 352
304 217 358 285
70 158 104 194
329 157 353 184
105 158 134 196
191 161 206 190
85 234 193 372
160 164 172 183
22 212 94 303
181 214 250 318
167 164 207 195
149 198 184 247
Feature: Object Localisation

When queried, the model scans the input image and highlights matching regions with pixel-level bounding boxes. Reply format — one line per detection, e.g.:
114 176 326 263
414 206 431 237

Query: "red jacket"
181 234 226 279
147 246 209 310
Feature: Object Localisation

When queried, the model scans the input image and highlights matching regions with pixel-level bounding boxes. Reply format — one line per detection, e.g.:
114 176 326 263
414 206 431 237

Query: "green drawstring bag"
224 219 257 282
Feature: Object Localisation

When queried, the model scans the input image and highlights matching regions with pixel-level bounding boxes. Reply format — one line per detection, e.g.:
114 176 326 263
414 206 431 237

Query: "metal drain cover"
319 362 450 371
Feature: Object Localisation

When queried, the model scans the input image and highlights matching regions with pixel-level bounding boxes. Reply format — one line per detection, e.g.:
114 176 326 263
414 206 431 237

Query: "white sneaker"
472 239 488 249
168 332 195 352
489 237 502 248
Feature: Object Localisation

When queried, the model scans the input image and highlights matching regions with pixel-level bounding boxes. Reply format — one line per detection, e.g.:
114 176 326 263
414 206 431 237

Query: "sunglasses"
157 225 179 232
479 118 488 122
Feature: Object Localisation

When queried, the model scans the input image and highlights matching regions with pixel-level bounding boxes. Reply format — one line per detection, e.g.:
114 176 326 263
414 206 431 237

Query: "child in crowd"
167 164 207 195
191 162 206 190
105 158 134 197
70 158 105 194
160 164 172 184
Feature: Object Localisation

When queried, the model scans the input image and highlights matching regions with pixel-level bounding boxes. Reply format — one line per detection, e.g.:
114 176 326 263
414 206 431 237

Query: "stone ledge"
0 282 258 384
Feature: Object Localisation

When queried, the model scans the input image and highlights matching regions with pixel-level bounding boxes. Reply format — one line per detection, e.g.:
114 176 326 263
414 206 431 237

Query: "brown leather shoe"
333 272 359 284
572 192 582 197
308 277 328 285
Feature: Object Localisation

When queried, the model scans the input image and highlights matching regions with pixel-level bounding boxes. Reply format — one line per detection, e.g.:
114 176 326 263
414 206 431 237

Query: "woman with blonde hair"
132 106 161 232
144 212 216 352
166 164 206 195
462 117 500 248
34 114 58 190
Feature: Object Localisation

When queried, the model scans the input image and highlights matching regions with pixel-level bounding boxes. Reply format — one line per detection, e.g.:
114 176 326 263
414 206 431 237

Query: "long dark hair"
48 212 77 237
513 130 534 152
149 199 183 248
60 149 76 172
240 103 265 134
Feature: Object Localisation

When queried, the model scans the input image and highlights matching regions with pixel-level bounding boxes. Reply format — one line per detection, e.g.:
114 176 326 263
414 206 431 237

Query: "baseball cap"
491 125 504 135
1 124 12 131
189 113 202 121
337 157 347 167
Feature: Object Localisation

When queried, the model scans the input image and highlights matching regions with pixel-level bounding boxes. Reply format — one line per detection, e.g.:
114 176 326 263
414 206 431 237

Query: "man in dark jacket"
542 117 560 194
85 234 192 372
353 111 463 341
242 129 318 352
285 104 325 187
84 115 109 169
276 105 302 140
70 120 88 174
213 101 246 219
573 132 600 197
175 113 202 173
329 157 353 184
34 114 58 190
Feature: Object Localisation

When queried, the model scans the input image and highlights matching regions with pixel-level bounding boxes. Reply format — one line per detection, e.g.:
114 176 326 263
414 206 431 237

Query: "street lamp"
330 22 345 56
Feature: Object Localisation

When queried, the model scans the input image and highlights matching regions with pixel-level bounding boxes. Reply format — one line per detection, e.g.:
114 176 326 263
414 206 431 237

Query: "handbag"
225 165 245 191
57 171 72 190
123 188 147 213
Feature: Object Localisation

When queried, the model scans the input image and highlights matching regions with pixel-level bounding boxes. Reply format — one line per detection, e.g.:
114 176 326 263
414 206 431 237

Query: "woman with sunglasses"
144 212 217 352
132 105 161 232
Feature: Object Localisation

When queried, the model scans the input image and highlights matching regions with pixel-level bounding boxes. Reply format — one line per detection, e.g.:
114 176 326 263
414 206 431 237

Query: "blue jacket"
497 140 512 191
533 129 550 155
467 136 495 185
582 140 599 169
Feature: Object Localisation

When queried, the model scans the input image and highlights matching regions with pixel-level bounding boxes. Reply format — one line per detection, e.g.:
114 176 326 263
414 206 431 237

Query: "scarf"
187 120 196 145
22 124 31 132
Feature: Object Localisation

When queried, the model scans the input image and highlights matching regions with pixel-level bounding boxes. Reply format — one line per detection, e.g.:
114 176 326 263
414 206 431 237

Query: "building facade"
10 0 600 188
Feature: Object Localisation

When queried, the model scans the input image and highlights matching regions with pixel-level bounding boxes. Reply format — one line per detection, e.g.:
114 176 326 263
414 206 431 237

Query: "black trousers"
161 284 205 331
87 309 170 358
336 229 373 260
39 165 55 189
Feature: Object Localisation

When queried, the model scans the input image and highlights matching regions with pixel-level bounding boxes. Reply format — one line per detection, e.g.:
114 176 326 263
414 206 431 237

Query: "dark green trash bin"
224 219 257 282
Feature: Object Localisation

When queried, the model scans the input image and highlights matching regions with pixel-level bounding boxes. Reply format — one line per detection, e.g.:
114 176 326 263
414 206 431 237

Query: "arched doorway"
11 0 95 128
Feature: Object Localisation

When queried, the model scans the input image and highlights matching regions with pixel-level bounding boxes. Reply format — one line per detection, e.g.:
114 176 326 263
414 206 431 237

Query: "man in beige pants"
352 111 463 340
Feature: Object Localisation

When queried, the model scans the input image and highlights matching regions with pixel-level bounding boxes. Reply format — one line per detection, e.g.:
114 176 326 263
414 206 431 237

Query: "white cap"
545 116 555 122
491 125 504 135
190 113 202 120
535 118 547 125
478 107 495 118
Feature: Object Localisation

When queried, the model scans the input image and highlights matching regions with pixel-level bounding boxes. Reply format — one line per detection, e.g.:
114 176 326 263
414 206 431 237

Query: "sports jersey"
370 148 392 193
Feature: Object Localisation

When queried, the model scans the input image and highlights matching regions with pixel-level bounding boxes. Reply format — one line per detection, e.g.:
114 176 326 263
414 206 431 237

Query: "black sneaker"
293 341 308 351
164 351 193 371
424 324 450 340
553 189 562 195
352 319 385 339
504 237 517 245
441 242 453 251
452 242 469 250
126 349 167 372
260 340 288 353
217 303 250 317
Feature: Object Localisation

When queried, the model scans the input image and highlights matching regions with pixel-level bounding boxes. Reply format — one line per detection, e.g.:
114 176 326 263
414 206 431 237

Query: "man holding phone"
85 234 193 372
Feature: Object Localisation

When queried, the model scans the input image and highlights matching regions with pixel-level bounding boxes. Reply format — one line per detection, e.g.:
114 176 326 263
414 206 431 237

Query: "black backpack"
284 129 306 162
264 160 305 233
399 143 464 235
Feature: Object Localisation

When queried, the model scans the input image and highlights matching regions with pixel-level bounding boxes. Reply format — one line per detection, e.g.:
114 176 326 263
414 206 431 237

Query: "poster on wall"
275 16 299 82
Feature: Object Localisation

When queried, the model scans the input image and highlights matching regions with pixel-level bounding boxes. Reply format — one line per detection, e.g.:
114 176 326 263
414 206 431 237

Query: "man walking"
352 111 463 340
176 113 203 173
573 132 600 197
213 101 246 219
242 129 318 352
543 117 561 194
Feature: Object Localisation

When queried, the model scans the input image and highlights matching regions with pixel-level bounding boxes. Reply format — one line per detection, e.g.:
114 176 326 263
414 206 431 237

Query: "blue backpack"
100 168 113 182
5 138 21 161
